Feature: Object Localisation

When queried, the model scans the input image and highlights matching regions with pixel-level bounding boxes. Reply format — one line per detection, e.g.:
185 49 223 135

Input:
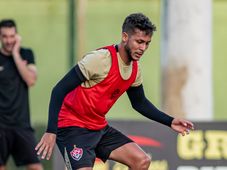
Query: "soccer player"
36 13 194 170
0 19 43 170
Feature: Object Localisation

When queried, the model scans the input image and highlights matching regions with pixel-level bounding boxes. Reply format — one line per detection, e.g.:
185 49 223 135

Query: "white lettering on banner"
200 167 218 170
177 166 198 170
177 167 227 170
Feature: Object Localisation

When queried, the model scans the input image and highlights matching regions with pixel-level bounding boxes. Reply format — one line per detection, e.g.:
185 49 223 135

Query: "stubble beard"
124 43 134 61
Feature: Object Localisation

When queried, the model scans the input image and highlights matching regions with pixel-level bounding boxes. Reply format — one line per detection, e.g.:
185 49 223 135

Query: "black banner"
54 121 227 170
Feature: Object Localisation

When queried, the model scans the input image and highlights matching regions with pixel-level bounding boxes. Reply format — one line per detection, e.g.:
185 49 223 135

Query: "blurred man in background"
0 19 43 170
36 13 194 170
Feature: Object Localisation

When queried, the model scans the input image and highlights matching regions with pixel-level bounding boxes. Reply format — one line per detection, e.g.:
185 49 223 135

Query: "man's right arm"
46 65 86 134
36 51 105 160
35 65 86 160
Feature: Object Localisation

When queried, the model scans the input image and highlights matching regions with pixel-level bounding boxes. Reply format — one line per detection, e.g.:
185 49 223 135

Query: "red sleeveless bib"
58 45 138 130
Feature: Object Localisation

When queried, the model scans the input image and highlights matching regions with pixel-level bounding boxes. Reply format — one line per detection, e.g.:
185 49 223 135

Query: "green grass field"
0 0 227 126
0 0 227 169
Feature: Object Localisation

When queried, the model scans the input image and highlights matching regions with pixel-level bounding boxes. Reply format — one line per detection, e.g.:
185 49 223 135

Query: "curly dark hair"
122 13 156 36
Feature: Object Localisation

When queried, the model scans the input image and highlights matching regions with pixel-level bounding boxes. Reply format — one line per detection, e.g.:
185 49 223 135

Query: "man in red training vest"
36 13 194 170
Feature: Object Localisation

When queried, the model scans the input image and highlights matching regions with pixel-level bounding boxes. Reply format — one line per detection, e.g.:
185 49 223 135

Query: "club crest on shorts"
70 145 83 161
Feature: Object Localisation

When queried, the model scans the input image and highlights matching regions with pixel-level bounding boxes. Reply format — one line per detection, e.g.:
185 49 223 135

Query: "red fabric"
58 45 138 130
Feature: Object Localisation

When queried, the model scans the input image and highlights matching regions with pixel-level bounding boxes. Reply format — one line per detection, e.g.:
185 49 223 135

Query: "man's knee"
130 153 151 169
139 154 151 169
0 166 6 170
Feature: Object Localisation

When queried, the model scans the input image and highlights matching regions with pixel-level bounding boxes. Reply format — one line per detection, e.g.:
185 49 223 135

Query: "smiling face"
0 27 17 54
122 28 152 61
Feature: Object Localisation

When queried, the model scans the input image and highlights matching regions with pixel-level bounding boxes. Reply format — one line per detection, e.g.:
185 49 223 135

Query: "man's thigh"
0 128 12 166
56 127 103 170
108 142 149 166
11 128 41 166
95 126 133 162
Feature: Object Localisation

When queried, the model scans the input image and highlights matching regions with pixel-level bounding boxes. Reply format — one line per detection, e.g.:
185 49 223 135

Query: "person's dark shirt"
0 48 35 129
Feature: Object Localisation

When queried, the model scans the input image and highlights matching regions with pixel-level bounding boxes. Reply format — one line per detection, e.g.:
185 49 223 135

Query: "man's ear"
122 32 129 43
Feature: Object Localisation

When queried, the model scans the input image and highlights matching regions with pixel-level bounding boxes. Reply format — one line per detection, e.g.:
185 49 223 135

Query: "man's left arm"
12 35 37 87
127 84 173 126
126 84 194 135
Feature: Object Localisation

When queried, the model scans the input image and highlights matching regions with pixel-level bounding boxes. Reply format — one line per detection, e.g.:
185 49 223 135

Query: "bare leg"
109 142 151 170
26 163 43 170
0 166 6 170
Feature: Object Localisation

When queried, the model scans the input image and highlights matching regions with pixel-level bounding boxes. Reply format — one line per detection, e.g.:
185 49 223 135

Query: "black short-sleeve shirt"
0 48 35 129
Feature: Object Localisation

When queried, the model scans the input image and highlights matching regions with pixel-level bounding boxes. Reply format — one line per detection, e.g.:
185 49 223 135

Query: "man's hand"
12 34 21 56
171 118 194 136
35 133 56 160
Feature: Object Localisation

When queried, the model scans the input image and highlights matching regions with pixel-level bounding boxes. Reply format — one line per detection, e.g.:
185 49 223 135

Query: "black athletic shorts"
56 125 133 169
0 127 41 166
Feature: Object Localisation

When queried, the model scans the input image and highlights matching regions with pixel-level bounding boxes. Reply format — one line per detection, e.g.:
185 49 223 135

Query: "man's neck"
117 43 131 65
